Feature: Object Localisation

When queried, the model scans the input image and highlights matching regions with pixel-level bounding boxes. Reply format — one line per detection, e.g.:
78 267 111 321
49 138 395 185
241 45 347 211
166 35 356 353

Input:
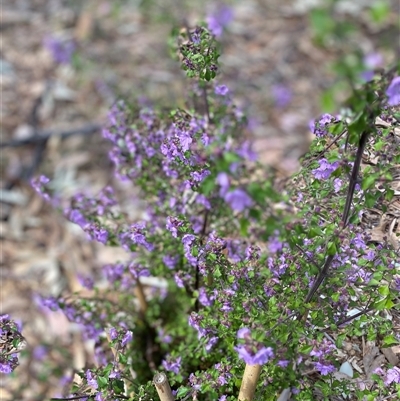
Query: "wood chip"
381 347 400 366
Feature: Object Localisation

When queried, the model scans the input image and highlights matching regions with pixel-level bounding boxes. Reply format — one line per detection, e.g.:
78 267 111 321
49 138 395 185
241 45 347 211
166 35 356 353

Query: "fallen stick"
1 123 101 148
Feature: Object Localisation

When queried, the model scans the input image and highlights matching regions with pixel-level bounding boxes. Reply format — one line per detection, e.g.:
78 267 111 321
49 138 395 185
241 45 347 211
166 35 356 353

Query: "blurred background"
1 0 398 398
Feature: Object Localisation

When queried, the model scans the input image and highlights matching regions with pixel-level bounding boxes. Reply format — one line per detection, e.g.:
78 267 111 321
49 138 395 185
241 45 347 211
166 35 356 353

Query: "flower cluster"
309 113 336 137
309 339 336 375
0 315 26 374
176 25 220 81
234 328 274 365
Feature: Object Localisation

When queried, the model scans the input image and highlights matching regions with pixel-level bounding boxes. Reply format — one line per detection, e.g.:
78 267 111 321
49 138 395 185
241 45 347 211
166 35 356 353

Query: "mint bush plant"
20 23 400 400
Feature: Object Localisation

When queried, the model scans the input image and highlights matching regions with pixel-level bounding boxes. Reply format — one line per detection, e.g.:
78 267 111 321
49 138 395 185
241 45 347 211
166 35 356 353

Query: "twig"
50 395 94 401
304 124 372 304
1 123 101 148
342 130 370 226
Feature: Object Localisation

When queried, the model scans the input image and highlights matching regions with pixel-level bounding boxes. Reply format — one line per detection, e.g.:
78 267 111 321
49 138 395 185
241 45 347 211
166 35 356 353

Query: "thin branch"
50 395 93 401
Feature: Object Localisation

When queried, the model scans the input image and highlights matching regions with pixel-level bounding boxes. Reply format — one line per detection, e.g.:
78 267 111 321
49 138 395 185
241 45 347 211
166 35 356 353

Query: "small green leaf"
378 285 389 296
373 297 387 311
112 379 125 394
383 334 399 346
299 344 313 354
199 175 216 196
119 353 127 364
374 140 384 151
176 387 190 398
362 175 376 191
370 1 390 23
385 298 394 309
223 152 241 164
239 218 249 236
385 188 395 201
327 241 337 256
367 278 380 287
98 375 108 389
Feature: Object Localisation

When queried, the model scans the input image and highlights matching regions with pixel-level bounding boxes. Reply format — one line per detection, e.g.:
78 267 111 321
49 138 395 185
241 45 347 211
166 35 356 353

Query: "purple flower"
236 141 257 161
235 344 274 365
103 263 124 283
162 356 182 374
109 368 121 379
224 189 253 212
386 76 400 106
86 370 98 389
91 225 108 245
77 274 94 290
182 234 196 248
205 335 218 351
174 272 185 288
94 393 104 401
196 194 211 209
309 114 335 137
191 28 201 45
31 175 52 202
351 233 366 250
182 234 198 266
216 172 230 196
272 84 292 108
360 52 383 81
163 255 179 269
33 345 48 360
364 249 376 261
394 277 400 291
199 287 214 307
0 314 10 322
130 223 154 252
277 360 290 368
39 296 60 311
166 216 183 238
312 158 339 180
0 360 13 374
237 327 251 339
177 131 192 152
109 327 118 340
67 209 87 228
268 236 283 253
314 362 336 375
202 132 210 146
158 328 172 344
188 312 207 338
44 36 76 64
121 330 133 347
252 347 274 364
333 178 342 193
215 84 229 96
364 52 383 69
384 366 400 385
191 169 211 182
207 4 233 37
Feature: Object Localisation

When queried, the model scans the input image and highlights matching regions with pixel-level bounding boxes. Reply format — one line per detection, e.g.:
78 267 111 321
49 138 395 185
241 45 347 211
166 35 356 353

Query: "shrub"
14 22 400 401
